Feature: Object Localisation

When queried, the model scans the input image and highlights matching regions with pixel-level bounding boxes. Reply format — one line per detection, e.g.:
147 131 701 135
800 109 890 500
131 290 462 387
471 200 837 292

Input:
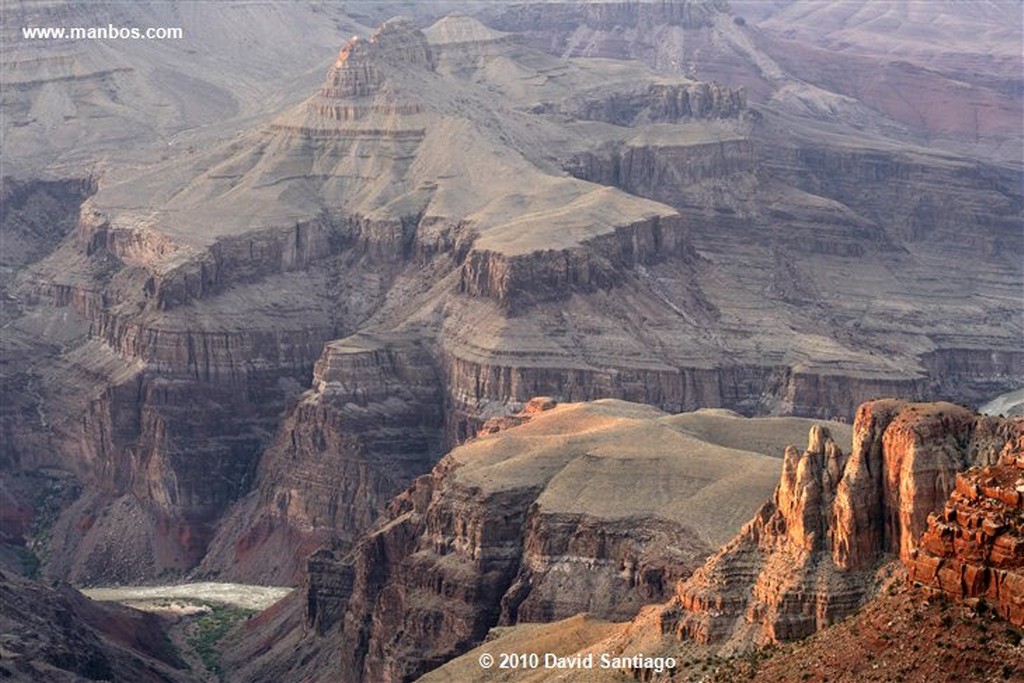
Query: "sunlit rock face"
908 431 1024 626
664 400 1023 646
224 402 852 682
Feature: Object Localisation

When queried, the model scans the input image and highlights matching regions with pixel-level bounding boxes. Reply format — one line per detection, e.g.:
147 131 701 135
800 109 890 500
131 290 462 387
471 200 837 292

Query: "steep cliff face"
564 135 757 203
663 401 1024 647
200 335 444 584
0 178 96 474
458 212 682 312
561 81 747 126
227 402 845 683
665 426 863 645
908 433 1024 625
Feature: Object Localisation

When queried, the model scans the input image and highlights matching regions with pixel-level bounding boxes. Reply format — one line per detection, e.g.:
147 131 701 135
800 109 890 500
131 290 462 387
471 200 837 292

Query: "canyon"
223 399 852 682
3 2 1020 589
0 1 1021 681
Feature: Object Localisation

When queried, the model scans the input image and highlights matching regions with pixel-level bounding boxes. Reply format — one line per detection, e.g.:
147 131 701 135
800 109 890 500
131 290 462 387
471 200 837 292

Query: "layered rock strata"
662 400 1024 647
908 433 1024 625
562 81 746 126
458 210 683 312
5 7 1022 590
200 335 444 584
225 402 849 682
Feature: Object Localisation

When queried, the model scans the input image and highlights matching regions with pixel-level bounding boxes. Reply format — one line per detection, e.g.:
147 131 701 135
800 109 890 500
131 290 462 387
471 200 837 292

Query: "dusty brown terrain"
708 576 1024 683
434 570 1024 683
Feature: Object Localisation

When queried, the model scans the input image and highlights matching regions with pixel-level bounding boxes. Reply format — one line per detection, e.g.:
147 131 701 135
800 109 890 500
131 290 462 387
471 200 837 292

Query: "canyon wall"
4 8 1020 591
458 214 682 311
200 335 444 584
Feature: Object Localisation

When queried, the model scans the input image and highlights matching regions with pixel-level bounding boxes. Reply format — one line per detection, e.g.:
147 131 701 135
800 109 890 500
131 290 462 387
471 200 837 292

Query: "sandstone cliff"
663 400 1024 647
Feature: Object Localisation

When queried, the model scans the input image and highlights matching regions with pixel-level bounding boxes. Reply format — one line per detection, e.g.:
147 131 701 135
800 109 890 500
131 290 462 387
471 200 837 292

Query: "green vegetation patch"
186 604 255 680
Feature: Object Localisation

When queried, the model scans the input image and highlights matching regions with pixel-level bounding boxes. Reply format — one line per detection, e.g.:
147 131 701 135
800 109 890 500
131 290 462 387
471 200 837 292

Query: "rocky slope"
0 568 189 682
662 400 1024 648
704 573 1024 683
908 432 1024 626
222 401 851 682
428 566 1024 683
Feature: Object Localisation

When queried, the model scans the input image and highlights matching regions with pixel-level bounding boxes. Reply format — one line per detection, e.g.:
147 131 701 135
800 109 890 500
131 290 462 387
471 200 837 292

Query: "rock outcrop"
908 432 1024 625
561 81 747 126
663 400 1024 647
457 208 683 312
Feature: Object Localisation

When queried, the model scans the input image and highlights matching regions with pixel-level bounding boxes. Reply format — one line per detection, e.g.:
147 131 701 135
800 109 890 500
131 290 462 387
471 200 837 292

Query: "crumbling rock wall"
908 432 1024 625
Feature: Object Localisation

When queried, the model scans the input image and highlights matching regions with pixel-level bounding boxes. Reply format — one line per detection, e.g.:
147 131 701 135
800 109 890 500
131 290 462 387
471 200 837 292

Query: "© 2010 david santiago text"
477 651 677 674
